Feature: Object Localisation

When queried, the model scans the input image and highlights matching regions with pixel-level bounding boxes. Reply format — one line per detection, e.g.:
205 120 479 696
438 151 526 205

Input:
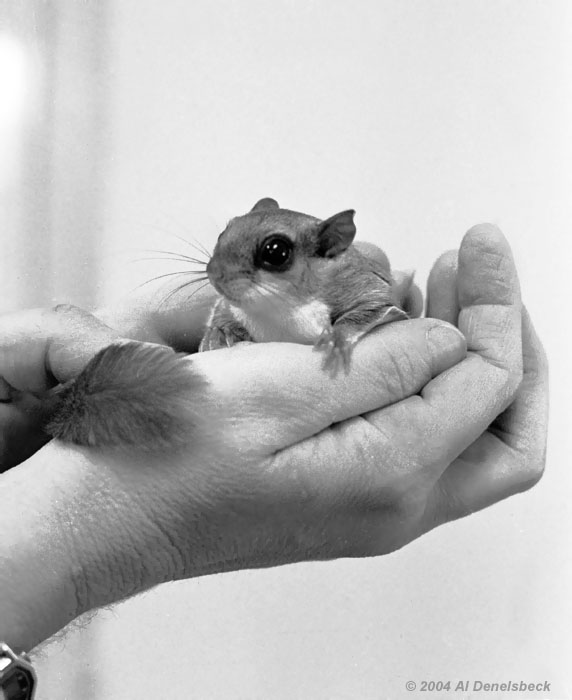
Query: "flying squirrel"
43 198 414 450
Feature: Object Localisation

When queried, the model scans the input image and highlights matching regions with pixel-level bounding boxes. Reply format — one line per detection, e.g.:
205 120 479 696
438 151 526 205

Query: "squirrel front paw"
199 323 251 352
313 306 408 375
313 326 355 376
199 327 230 352
378 304 409 324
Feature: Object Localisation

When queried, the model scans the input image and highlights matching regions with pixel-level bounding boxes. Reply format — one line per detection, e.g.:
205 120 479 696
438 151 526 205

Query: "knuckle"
390 488 427 522
507 355 525 398
470 350 523 410
459 225 518 303
52 303 84 317
491 363 522 412
50 304 102 333
504 359 524 400
537 341 549 377
521 448 547 490
43 304 87 337
526 336 549 385
382 342 429 400
345 488 427 558
364 453 428 521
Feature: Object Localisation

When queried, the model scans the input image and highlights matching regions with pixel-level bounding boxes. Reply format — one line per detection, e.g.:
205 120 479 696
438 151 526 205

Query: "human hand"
422 225 548 524
181 224 544 561
0 224 547 655
0 305 123 470
0 244 419 468
0 280 217 470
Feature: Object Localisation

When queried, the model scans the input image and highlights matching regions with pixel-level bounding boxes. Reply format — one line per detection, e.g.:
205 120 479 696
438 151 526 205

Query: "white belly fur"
230 299 330 344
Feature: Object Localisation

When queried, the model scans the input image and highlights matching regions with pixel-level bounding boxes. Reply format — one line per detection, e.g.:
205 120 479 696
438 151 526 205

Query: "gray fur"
45 342 205 450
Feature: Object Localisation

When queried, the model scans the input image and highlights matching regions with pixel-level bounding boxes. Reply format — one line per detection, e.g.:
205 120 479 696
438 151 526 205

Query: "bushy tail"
43 342 205 450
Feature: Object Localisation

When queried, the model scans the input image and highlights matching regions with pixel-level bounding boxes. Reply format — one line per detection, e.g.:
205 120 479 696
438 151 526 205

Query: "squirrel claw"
380 305 409 324
314 327 353 377
199 326 236 352
198 330 218 352
199 323 251 352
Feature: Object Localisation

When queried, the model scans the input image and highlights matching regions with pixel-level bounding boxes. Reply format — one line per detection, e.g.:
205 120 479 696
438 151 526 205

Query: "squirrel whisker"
138 221 213 264
158 277 211 310
253 279 300 311
135 270 208 292
137 248 208 265
189 237 213 261
135 254 208 266
165 229 212 262
158 213 214 261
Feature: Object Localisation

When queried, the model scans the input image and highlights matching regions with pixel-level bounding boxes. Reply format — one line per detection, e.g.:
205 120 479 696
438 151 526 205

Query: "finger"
406 282 424 318
426 249 459 324
353 241 390 270
95 281 218 353
0 307 121 469
431 307 548 520
0 306 121 392
0 393 51 472
190 318 467 456
393 270 424 319
368 353 520 474
458 224 522 392
365 225 523 471
45 306 123 382
353 243 423 317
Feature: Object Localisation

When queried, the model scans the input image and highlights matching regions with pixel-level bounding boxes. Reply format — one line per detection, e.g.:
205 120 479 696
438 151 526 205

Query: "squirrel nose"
206 257 228 297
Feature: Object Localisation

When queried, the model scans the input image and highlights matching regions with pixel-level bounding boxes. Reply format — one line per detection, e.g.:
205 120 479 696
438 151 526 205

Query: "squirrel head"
206 199 357 307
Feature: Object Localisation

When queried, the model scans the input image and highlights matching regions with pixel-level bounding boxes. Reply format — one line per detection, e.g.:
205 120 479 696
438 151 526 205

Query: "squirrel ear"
316 210 356 257
251 198 279 212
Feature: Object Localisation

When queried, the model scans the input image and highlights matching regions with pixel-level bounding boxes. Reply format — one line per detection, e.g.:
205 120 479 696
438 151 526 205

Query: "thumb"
0 305 122 393
191 318 467 456
0 306 122 469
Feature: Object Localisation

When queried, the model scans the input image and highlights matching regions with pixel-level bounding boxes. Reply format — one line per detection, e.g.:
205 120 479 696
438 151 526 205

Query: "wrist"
0 442 170 651
0 448 81 651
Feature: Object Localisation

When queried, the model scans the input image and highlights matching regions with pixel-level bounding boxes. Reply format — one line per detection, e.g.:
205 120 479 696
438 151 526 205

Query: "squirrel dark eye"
256 235 294 271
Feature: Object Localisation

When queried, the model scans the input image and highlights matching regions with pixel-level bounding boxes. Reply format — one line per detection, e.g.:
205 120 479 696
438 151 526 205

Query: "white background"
1 1 571 698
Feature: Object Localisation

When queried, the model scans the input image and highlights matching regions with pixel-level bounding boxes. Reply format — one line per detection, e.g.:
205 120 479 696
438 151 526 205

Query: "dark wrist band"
0 643 36 700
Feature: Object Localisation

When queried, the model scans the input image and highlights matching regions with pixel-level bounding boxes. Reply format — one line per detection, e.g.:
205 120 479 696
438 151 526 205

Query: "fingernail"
426 323 466 356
